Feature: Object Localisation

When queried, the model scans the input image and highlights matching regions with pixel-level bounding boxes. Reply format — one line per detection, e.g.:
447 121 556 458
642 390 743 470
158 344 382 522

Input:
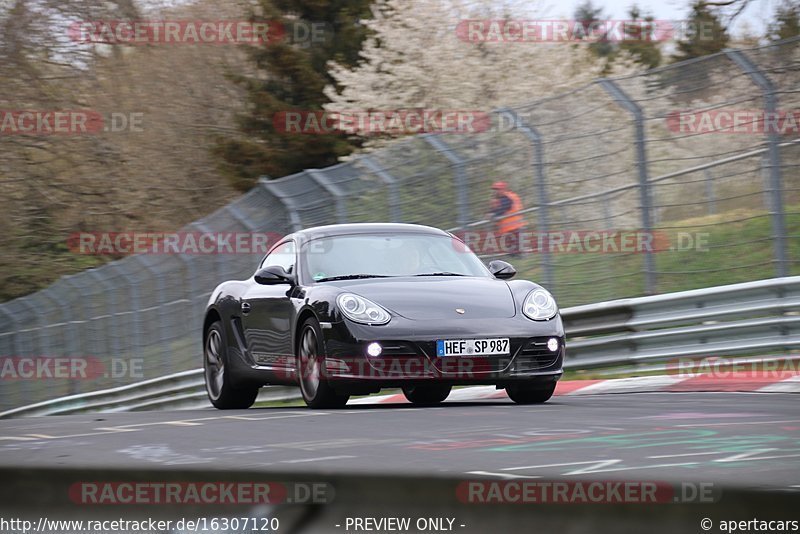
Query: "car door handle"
241 301 251 315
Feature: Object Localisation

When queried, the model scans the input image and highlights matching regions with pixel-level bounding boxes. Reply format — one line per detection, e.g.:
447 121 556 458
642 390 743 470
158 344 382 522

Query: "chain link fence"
1 37 798 410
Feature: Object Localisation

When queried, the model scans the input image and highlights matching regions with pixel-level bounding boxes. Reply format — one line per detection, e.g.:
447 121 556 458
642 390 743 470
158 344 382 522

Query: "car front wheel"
505 382 557 404
204 321 259 409
297 317 350 409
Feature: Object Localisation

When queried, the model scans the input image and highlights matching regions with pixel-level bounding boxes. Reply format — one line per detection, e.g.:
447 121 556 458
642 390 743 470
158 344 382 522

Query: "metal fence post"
51 284 80 363
175 254 201 342
226 203 268 278
19 296 47 357
193 222 222 284
601 193 613 227
761 155 773 211
226 204 260 233
496 108 553 289
4 304 34 405
725 48 788 278
361 156 402 223
423 135 470 229
38 288 65 357
115 265 143 361
82 269 118 364
704 169 717 215
598 78 656 294
307 169 348 223
135 256 170 374
59 277 86 395
87 269 121 358
0 307 13 407
259 177 304 232
11 300 36 402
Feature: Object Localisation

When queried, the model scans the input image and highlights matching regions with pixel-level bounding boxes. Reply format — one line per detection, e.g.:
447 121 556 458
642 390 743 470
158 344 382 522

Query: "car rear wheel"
298 317 350 409
506 382 556 404
402 384 452 405
204 321 259 409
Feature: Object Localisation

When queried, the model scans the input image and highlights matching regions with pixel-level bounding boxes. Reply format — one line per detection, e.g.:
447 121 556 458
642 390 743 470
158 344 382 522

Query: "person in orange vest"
489 181 525 257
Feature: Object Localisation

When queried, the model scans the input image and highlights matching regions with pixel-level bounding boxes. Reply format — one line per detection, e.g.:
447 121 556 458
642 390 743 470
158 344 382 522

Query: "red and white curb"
348 372 800 405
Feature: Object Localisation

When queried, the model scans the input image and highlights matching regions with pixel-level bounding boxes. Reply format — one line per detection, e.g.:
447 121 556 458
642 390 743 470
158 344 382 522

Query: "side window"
261 241 296 274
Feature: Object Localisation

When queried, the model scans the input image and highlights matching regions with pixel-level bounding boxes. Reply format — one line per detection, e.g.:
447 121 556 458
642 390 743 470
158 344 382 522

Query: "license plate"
436 338 510 357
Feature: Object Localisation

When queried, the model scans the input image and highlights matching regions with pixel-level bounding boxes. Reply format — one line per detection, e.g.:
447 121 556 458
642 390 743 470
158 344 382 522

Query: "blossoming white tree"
324 0 639 115
321 0 649 227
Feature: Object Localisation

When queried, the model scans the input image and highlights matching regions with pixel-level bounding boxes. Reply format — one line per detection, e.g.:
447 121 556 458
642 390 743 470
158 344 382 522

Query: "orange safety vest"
498 191 525 234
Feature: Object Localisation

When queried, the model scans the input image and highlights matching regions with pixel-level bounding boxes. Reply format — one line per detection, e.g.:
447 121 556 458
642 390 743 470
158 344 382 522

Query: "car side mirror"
254 265 294 285
488 260 516 280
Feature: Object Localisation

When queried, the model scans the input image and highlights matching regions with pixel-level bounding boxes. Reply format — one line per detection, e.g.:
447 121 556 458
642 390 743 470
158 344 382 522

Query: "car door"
241 240 297 376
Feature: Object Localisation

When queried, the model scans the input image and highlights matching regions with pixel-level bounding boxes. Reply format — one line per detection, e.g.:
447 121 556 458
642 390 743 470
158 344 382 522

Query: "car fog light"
547 338 559 352
366 342 382 357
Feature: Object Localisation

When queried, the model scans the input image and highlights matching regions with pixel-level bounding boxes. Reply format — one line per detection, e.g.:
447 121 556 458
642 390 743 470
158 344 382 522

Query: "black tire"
506 382 556 405
204 321 259 409
402 384 452 405
297 317 350 409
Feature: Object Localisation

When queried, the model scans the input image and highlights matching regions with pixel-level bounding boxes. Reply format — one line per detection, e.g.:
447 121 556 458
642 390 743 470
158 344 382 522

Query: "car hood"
333 277 517 320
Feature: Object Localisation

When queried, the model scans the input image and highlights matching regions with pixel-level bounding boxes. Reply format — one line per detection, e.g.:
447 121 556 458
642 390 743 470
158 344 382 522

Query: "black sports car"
203 223 564 409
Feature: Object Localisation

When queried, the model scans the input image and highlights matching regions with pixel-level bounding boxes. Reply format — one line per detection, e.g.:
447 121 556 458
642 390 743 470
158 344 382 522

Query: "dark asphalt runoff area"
0 392 798 489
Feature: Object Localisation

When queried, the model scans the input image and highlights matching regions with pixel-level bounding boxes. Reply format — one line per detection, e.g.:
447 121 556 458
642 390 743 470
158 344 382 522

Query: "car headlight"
523 289 558 321
337 293 391 325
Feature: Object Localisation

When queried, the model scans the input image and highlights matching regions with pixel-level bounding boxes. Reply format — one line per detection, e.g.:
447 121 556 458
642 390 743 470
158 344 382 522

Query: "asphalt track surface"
1 392 798 490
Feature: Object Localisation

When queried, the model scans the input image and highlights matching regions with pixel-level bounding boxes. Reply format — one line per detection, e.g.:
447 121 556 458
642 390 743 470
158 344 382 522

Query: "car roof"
287 223 451 242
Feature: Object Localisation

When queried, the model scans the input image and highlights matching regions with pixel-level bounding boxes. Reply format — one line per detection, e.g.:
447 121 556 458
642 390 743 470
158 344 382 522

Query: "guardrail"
2 276 798 418
562 276 800 368
0 371 297 419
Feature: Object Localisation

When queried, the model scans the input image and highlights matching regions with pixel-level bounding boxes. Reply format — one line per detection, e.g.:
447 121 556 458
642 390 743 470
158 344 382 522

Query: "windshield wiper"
315 274 393 282
412 272 467 277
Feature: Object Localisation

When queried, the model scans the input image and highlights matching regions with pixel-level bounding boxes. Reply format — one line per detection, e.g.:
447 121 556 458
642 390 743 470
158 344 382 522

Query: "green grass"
505 207 800 307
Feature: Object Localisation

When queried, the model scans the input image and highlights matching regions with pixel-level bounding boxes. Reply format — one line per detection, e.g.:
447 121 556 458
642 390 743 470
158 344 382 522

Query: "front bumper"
321 314 564 387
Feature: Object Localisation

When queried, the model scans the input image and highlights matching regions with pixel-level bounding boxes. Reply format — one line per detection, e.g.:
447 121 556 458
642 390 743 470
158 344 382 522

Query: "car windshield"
302 233 489 282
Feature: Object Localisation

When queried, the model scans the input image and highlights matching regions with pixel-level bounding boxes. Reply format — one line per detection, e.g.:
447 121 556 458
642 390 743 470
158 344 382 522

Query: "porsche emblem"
455 308 465 314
